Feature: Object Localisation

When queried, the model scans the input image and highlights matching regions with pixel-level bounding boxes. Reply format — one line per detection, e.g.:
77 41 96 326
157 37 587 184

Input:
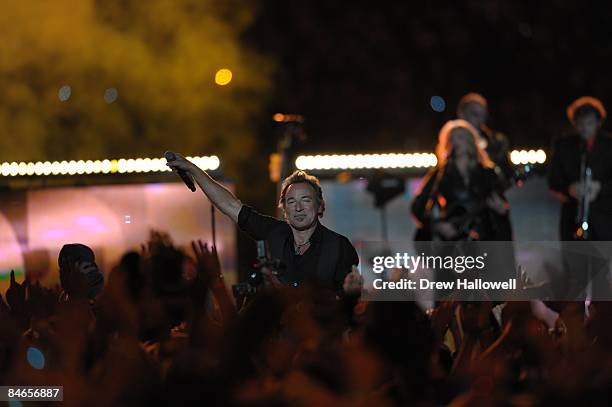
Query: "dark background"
246 0 611 156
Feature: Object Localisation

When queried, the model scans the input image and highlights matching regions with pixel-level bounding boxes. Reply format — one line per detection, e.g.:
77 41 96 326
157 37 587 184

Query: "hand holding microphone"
165 151 197 192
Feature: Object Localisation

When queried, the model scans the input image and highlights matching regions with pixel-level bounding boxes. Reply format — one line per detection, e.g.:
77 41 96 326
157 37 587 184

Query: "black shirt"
237 205 359 293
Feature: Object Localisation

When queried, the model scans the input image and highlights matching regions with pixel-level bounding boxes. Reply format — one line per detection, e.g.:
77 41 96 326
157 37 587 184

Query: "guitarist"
411 120 508 242
412 120 514 309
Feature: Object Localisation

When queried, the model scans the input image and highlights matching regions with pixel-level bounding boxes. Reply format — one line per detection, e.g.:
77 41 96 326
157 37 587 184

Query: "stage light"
67 161 77 175
33 162 44 176
272 113 304 123
0 149 544 178
42 162 52 176
215 68 233 86
1 155 221 177
85 160 95 174
76 160 86 175
57 161 68 175
510 149 546 165
9 162 19 176
295 153 438 170
118 159 128 174
102 159 112 174
51 161 61 175
109 159 118 174
92 160 103 174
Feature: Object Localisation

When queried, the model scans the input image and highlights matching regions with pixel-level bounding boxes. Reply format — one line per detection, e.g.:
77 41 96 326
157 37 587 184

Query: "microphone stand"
575 150 591 240
574 146 593 304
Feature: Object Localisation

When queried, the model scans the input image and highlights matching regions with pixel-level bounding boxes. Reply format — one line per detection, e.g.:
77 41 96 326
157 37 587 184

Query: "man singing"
166 155 361 295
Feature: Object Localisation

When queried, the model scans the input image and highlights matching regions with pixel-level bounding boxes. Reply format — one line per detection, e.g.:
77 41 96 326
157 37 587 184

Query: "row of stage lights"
295 153 438 170
0 156 220 177
509 149 547 165
295 149 546 170
0 149 545 177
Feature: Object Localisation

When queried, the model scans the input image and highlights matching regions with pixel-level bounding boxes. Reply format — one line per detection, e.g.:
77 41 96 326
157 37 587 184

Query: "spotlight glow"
215 68 233 86
26 346 45 370
430 96 446 112
510 149 546 165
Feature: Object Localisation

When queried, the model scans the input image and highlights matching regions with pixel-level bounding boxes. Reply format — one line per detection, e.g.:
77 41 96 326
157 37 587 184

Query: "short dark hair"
567 96 607 125
278 170 325 215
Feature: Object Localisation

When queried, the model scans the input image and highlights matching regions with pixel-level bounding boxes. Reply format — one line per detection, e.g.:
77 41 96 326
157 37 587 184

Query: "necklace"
294 240 310 255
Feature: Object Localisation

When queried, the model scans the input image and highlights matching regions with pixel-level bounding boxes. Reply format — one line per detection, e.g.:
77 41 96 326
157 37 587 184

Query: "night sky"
245 0 612 154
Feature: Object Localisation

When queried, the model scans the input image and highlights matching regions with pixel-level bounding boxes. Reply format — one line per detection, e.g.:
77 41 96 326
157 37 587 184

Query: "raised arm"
166 153 242 223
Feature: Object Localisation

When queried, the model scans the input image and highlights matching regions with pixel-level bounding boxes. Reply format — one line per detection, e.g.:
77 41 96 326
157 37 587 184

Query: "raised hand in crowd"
191 240 222 286
6 270 28 315
27 280 58 318
191 240 235 322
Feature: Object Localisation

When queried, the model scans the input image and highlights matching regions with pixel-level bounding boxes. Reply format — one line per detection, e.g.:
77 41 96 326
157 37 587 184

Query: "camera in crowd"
232 240 284 300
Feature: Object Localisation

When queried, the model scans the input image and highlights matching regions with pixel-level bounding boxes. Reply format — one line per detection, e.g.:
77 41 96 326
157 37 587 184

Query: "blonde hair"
435 119 494 168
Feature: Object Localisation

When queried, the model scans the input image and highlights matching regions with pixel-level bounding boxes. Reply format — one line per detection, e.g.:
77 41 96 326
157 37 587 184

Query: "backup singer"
457 92 515 189
457 93 515 241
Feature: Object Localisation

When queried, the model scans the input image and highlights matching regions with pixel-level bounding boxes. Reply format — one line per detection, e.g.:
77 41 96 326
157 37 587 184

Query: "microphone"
165 151 196 192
